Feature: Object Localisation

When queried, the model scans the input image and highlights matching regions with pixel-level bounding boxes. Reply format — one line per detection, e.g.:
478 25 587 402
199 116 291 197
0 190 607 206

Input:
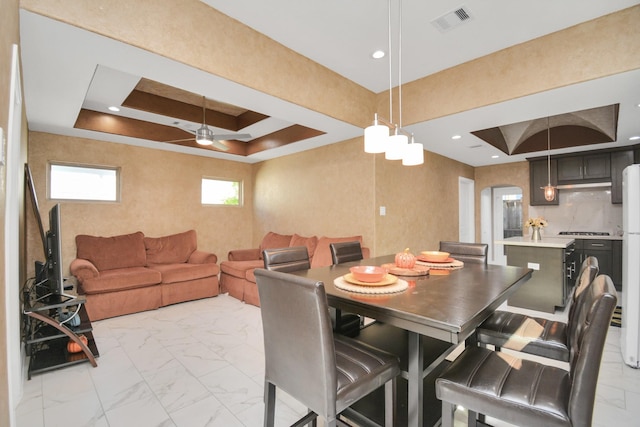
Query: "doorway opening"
481 186 523 265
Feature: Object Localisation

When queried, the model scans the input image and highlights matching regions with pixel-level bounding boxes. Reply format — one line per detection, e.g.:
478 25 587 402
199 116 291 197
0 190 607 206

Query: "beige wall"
27 132 254 276
375 151 474 255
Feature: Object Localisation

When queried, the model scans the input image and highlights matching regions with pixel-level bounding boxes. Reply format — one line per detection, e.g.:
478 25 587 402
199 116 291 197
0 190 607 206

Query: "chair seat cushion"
476 311 569 361
334 336 400 414
436 346 571 427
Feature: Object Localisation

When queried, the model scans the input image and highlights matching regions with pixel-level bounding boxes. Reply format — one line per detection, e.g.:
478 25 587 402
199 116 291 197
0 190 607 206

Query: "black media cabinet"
23 291 99 379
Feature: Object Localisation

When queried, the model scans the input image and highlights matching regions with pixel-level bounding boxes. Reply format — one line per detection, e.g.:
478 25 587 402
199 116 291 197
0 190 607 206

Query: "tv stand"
23 290 99 379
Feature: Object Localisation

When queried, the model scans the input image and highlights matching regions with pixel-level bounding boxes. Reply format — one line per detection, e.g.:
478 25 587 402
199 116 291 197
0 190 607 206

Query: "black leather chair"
436 274 617 427
255 269 400 427
476 256 599 362
262 246 310 272
330 241 364 264
329 241 364 337
438 241 488 265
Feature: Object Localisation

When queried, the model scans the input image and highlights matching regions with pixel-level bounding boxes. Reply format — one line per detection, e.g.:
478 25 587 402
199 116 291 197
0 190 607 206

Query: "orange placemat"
334 276 409 294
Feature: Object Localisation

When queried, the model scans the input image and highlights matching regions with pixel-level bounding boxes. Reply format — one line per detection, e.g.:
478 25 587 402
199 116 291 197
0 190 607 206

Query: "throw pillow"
289 234 318 259
144 230 197 264
311 235 363 268
258 232 293 259
76 231 146 271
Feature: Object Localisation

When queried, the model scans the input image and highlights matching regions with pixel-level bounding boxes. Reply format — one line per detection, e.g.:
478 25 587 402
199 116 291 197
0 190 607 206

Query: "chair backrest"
568 256 599 324
330 241 363 265
262 246 310 272
566 274 617 426
254 268 337 419
438 241 488 265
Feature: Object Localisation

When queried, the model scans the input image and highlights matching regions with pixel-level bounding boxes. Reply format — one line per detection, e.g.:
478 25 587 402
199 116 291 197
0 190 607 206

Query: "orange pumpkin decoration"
395 248 416 269
67 334 88 354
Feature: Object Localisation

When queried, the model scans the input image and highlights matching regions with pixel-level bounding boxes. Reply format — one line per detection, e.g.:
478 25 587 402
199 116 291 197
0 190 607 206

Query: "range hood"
556 182 612 190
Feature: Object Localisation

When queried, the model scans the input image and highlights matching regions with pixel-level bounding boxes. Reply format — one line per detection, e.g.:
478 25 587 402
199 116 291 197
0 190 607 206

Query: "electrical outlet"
379 206 386 216
527 262 540 270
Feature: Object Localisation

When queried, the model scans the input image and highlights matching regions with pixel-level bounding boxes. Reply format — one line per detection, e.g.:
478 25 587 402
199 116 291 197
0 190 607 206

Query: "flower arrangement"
525 217 548 228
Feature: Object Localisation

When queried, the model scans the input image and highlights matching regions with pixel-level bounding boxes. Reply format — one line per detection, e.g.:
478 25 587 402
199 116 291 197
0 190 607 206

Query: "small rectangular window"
49 163 119 202
202 178 242 206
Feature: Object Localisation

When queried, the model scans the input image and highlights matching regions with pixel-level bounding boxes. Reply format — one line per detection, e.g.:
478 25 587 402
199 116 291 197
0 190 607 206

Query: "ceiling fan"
168 96 251 151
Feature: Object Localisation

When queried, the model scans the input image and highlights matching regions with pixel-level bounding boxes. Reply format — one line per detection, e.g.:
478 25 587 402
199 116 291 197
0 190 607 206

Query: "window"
49 163 119 202
202 178 242 206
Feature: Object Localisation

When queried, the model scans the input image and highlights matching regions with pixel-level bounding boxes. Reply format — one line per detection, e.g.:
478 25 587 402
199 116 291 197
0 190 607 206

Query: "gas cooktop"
558 231 610 236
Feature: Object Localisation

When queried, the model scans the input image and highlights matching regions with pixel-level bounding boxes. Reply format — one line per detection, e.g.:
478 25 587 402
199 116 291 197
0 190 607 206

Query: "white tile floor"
16 293 640 427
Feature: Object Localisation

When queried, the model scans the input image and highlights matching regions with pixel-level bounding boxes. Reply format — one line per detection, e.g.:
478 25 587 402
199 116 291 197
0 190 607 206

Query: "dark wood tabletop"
293 254 533 344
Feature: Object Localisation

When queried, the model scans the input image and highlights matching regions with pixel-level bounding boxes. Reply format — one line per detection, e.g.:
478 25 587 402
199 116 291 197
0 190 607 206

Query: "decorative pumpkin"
395 248 416 269
67 334 88 354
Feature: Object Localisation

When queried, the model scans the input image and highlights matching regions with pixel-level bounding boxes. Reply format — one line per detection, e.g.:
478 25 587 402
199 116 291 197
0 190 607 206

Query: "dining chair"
475 256 599 362
329 241 364 337
254 268 400 427
262 246 310 272
330 241 364 264
438 241 488 265
436 274 617 427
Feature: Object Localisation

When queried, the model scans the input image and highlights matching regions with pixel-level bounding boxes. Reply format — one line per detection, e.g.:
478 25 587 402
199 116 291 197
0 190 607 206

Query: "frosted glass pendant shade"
386 134 408 160
402 142 424 166
543 185 556 201
364 124 389 153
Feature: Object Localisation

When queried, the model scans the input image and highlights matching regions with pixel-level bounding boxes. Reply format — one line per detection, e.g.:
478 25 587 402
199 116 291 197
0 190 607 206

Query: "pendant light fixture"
363 0 423 166
542 117 556 201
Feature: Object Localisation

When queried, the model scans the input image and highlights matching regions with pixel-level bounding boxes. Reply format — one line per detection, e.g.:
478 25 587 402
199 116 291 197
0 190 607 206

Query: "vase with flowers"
525 217 547 241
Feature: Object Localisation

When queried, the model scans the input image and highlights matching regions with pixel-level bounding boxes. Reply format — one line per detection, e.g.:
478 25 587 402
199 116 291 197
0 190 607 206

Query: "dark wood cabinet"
557 153 610 183
611 150 634 204
529 158 558 206
574 239 621 291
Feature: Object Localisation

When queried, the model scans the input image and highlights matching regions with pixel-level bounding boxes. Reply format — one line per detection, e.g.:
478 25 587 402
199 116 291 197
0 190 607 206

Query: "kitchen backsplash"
529 189 623 236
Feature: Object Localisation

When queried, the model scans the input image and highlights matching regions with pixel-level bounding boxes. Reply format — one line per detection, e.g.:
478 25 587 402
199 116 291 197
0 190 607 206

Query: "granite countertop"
495 236 575 248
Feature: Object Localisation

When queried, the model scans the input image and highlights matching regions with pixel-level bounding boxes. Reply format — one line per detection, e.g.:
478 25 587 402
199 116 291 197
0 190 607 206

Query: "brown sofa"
220 232 369 306
70 230 220 320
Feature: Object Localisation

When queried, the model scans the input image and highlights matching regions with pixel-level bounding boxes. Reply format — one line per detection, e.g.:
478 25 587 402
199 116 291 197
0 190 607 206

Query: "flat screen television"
25 164 73 302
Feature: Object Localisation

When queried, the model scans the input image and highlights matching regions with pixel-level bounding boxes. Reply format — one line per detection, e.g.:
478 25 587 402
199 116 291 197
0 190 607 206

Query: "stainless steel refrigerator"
621 164 640 368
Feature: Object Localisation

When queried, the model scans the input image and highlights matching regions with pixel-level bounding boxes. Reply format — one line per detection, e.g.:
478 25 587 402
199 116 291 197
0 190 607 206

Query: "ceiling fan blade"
163 137 194 143
211 139 230 151
213 133 252 140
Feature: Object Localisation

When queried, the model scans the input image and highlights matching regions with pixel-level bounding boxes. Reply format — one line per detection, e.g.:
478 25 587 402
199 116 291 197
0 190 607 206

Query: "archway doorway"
480 186 523 265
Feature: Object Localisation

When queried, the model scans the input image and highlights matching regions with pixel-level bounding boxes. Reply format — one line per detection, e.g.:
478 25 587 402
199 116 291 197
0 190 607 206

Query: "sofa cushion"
220 259 264 279
144 230 197 264
311 235 363 268
148 262 219 284
258 232 293 259
289 234 318 259
80 266 162 294
76 232 147 271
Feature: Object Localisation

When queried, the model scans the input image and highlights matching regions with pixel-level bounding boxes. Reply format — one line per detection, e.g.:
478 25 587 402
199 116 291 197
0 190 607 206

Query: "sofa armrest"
228 248 261 261
70 258 100 282
188 250 218 264
362 247 371 259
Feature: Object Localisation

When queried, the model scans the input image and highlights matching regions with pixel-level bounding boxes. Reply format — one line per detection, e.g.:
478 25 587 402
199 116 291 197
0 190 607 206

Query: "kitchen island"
495 236 576 313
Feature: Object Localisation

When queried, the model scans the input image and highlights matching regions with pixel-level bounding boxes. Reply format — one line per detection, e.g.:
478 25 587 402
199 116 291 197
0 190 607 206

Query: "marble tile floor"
16 293 640 427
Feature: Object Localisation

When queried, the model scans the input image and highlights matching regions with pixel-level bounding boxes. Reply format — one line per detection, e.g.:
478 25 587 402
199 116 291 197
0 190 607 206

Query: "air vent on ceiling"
431 6 473 33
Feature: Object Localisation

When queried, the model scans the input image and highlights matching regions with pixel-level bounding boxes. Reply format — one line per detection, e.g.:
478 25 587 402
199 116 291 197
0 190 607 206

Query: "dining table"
292 254 532 427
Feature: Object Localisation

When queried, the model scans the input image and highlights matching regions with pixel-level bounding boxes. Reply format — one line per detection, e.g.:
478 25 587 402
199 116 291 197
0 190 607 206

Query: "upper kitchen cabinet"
611 150 634 204
529 158 559 206
557 153 611 183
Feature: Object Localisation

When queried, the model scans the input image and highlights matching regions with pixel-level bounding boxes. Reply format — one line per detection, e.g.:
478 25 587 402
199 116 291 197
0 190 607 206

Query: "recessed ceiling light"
630 135 640 141
372 50 385 59
491 155 499 159
451 135 462 140
108 106 120 112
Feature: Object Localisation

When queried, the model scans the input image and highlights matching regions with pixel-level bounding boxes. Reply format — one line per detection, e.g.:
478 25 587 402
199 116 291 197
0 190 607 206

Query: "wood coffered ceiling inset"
74 76 324 156
472 104 619 156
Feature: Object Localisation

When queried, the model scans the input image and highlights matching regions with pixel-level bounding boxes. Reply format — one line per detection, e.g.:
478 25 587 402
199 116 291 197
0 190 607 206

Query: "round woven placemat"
334 276 409 294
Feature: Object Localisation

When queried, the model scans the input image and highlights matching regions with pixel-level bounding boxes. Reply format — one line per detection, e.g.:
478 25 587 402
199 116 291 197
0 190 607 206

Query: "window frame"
48 162 121 203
